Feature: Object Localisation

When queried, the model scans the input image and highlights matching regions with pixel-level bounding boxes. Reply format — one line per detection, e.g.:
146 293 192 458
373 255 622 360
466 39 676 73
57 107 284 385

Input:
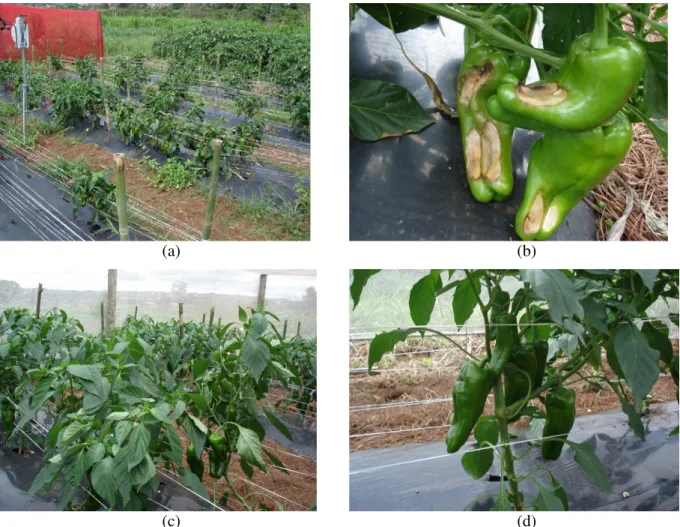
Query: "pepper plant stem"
406 3 564 68
493 375 522 510
593 4 609 49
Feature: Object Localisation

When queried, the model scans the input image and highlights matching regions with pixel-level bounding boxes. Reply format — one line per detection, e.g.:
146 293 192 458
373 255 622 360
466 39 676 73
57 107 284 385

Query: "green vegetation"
0 306 317 510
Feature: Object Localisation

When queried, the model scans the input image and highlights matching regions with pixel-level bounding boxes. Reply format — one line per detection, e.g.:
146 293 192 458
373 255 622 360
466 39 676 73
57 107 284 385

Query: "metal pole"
21 46 27 145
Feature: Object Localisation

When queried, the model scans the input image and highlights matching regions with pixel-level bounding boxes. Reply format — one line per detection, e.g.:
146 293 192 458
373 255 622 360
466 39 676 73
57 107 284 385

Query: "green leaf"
568 441 612 493
179 467 209 500
473 416 498 445
634 270 660 292
236 425 265 470
163 425 183 465
250 313 269 338
620 399 645 441
61 421 87 445
521 270 584 324
409 273 441 326
115 420 133 446
670 426 679 436
67 364 102 383
581 297 608 334
350 79 435 141
192 359 212 379
115 386 143 405
91 457 117 506
112 446 133 506
461 448 493 480
350 270 381 309
368 329 417 371
106 411 130 421
187 393 210 414
641 41 668 119
529 484 566 511
452 275 479 327
86 443 106 466
238 306 247 322
360 4 431 33
242 336 271 382
63 446 91 487
126 423 151 471
31 377 55 413
129 453 156 488
541 4 594 57
168 401 186 422
264 409 293 441
645 118 667 162
641 321 673 365
614 322 660 407
150 402 171 423
548 473 568 511
263 448 288 474
28 461 62 496
184 414 207 454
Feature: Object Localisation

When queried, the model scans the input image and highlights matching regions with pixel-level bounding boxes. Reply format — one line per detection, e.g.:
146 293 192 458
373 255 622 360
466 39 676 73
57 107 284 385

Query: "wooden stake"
35 283 43 317
202 313 206 324
179 303 184 339
209 306 215 327
283 319 288 339
114 154 129 241
202 139 224 240
297 321 301 337
100 301 105 334
134 306 138 319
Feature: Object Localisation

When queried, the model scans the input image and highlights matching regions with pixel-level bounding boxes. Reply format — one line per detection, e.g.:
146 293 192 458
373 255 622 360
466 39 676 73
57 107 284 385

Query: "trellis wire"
349 415 637 476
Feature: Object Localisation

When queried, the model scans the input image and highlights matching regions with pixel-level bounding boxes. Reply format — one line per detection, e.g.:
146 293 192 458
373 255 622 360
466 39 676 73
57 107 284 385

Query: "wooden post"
297 321 301 337
257 274 267 310
100 301 105 334
100 58 111 132
218 317 221 326
59 40 64 58
46 41 50 73
202 313 206 324
114 154 129 241
35 283 43 317
200 55 205 94
283 320 288 339
106 270 117 332
178 303 184 339
134 306 138 319
209 306 215 327
202 139 224 240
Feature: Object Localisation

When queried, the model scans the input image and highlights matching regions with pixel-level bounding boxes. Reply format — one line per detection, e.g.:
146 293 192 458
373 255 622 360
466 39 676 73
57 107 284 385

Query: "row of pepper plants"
349 3 667 240
0 306 317 510
351 269 678 511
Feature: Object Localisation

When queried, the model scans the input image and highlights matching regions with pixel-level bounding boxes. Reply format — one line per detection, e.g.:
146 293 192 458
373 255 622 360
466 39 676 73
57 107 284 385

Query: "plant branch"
465 270 492 359
405 3 564 67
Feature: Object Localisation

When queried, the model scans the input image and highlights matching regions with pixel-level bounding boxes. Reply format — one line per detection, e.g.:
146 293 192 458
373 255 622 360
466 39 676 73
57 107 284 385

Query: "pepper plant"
0 306 316 511
351 269 678 511
349 4 668 239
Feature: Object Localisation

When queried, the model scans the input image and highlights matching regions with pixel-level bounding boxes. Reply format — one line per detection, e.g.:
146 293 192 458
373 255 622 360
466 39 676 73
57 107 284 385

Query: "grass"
222 183 310 241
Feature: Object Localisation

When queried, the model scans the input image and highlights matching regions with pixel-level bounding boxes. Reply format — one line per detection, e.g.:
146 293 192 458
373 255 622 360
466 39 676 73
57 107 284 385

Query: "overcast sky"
0 270 316 299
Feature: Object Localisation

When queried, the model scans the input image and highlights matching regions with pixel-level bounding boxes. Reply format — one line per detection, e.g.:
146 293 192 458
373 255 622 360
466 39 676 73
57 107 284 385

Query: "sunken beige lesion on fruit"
542 204 560 233
523 193 544 235
516 81 568 106
460 62 503 184
465 128 482 181
480 121 502 182
458 63 492 105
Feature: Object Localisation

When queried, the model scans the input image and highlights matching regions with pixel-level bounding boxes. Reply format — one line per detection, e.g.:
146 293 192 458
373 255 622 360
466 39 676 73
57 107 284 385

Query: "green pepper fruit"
488 32 645 132
456 44 531 202
446 361 495 453
515 112 633 241
541 388 576 460
208 433 228 455
186 444 204 480
208 447 227 479
488 313 518 376
504 343 537 419
532 340 549 392
488 288 511 341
